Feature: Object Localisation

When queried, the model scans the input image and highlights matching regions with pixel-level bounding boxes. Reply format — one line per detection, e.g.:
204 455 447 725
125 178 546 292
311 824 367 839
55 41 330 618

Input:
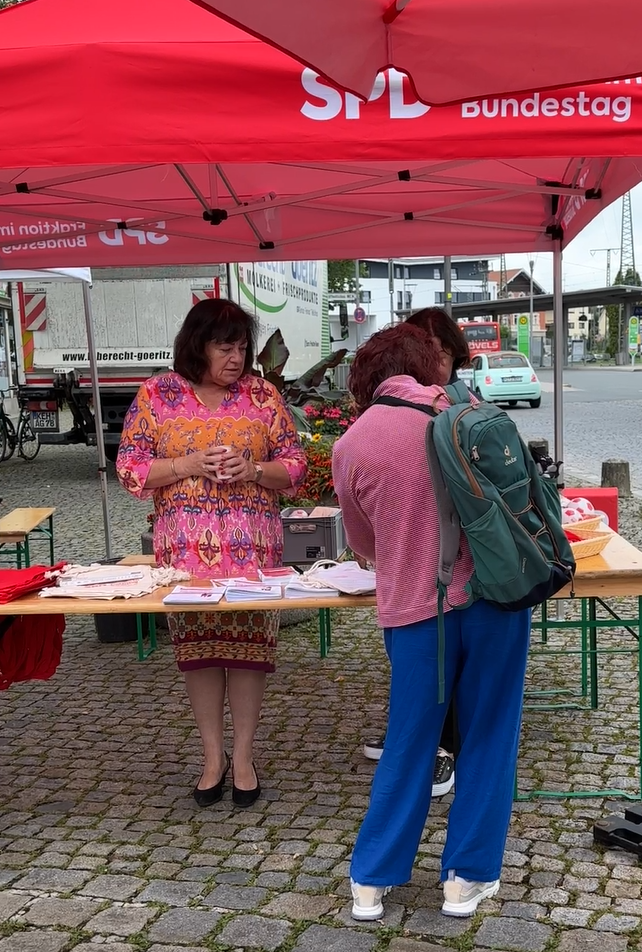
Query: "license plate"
30 410 59 432
501 376 521 383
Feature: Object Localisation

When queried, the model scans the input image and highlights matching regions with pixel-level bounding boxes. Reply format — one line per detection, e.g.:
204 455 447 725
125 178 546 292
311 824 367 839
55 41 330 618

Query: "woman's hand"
218 450 258 483
181 448 229 480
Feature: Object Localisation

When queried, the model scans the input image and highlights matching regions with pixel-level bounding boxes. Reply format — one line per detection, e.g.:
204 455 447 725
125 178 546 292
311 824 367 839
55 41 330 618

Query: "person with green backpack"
332 322 573 922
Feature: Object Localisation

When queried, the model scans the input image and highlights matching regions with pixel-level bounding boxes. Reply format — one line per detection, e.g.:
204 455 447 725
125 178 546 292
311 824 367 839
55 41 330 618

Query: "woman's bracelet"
171 458 178 480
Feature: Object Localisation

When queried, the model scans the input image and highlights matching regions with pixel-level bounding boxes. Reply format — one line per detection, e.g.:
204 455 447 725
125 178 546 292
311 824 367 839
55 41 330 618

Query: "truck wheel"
104 444 119 463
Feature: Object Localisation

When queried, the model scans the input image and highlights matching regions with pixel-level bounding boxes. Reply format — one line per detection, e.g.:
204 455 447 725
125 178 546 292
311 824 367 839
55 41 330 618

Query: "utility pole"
443 256 452 316
621 191 636 277
498 253 508 298
590 247 620 286
388 258 395 324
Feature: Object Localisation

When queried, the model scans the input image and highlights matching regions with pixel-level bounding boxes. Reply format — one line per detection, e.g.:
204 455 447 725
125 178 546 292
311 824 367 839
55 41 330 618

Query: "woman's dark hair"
405 307 470 372
173 298 258 384
348 323 443 414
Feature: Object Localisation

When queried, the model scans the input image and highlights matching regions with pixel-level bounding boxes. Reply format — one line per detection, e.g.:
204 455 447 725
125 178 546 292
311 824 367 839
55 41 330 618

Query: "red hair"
348 323 444 414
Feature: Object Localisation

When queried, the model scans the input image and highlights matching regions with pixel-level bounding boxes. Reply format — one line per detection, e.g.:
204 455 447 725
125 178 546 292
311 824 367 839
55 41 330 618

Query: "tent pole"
552 241 564 481
81 281 113 558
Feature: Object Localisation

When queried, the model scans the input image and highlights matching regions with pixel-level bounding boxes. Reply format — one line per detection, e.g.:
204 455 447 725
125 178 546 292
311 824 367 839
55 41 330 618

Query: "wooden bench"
0 507 55 568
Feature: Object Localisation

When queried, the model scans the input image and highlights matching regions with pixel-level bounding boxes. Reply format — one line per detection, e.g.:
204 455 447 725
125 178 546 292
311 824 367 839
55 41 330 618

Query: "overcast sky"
502 183 642 295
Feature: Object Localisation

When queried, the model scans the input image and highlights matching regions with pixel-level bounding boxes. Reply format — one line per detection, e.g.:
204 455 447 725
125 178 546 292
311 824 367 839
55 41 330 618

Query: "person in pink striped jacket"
332 322 530 921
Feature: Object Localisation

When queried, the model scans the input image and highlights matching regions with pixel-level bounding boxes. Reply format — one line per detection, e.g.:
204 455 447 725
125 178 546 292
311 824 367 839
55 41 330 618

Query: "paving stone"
293 924 376 951
593 913 640 933
474 916 552 952
149 846 189 861
258 872 293 888
147 909 221 945
148 947 208 952
549 907 592 927
405 907 471 937
0 935 69 952
80 873 143 900
87 903 157 935
23 897 102 927
217 913 292 950
500 902 547 920
204 885 268 910
72 946 136 952
528 887 569 905
14 867 92 891
295 874 333 892
557 931 629 952
388 943 446 952
0 892 28 919
261 892 335 920
215 871 253 885
137 879 203 906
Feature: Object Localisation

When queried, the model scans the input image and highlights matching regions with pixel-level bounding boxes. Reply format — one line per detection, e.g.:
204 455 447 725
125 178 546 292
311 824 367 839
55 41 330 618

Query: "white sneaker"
363 737 385 761
432 748 455 797
441 871 500 917
350 879 392 920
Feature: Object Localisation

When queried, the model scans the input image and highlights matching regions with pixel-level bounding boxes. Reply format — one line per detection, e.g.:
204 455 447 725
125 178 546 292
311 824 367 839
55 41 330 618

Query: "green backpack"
374 381 575 698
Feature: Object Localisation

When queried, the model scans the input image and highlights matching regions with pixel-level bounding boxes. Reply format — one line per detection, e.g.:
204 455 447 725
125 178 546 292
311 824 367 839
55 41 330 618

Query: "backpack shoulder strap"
369 394 460 589
371 395 437 416
444 379 475 405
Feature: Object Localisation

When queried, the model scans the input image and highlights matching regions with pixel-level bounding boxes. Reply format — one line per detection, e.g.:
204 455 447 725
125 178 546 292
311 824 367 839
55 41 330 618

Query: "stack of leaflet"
284 577 340 599
162 586 225 606
224 580 282 602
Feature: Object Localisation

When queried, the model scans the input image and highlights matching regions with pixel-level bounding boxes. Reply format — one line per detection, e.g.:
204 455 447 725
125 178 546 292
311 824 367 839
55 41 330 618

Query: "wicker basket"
568 528 611 560
572 515 604 531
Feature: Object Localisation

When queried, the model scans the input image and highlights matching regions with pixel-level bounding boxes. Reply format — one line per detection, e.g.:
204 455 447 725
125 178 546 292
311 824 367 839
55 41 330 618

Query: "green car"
471 351 542 408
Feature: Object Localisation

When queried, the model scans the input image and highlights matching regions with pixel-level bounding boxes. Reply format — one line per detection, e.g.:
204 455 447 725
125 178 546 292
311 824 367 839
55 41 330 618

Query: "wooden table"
0 507 55 567
1 532 642 801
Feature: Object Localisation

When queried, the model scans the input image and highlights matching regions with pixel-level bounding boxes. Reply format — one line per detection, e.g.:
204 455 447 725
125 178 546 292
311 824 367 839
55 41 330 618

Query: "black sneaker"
433 748 455 797
363 737 385 761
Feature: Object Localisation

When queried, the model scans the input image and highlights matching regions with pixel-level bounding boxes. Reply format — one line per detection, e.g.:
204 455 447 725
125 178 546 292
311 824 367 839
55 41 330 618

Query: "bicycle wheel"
18 416 40 461
0 422 6 462
2 417 16 461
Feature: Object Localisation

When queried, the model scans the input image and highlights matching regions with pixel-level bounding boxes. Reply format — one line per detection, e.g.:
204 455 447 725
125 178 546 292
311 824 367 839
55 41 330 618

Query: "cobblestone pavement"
1 445 642 951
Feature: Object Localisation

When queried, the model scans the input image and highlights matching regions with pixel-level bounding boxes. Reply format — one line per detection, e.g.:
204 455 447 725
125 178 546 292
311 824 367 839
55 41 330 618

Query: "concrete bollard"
601 459 631 497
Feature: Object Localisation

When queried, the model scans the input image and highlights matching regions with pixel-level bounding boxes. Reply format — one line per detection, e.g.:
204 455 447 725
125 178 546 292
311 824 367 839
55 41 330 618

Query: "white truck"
9 261 329 459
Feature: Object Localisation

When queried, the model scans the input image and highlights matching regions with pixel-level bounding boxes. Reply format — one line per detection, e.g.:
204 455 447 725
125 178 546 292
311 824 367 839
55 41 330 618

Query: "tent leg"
82 282 113 559
553 242 564 482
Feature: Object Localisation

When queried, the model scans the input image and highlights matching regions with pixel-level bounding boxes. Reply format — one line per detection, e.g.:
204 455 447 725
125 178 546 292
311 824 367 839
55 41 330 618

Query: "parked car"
471 351 542 408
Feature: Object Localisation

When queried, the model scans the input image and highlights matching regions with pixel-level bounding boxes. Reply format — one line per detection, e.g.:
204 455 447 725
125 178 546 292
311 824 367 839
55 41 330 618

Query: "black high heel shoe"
232 763 261 808
193 753 230 807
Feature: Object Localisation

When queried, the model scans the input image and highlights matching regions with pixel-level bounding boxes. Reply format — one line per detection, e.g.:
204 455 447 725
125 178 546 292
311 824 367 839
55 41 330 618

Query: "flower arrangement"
281 435 337 507
304 398 357 437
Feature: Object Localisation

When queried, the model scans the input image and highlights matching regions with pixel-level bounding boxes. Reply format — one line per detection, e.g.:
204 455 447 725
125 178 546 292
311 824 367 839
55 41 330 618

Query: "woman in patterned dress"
117 299 307 808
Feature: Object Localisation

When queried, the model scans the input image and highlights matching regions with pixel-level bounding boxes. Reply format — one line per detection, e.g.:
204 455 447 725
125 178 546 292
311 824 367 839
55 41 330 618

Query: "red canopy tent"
190 0 642 107
0 0 641 473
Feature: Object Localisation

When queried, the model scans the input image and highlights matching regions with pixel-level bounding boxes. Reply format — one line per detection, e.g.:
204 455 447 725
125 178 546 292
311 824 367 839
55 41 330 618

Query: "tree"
605 267 642 357
327 260 367 293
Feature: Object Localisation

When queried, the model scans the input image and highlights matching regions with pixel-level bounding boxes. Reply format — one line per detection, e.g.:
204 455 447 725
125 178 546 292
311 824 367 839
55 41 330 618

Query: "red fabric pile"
0 564 67 689
0 614 65 690
0 563 65 604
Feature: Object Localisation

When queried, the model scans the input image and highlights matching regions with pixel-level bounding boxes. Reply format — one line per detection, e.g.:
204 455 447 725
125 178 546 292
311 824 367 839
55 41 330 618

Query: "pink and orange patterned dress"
117 372 307 672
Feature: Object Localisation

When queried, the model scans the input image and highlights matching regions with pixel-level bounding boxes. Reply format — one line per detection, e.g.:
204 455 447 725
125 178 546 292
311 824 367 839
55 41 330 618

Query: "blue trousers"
351 599 531 886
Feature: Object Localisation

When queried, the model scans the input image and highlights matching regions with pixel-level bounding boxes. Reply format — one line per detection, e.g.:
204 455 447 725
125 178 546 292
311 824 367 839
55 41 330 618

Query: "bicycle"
0 390 41 462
